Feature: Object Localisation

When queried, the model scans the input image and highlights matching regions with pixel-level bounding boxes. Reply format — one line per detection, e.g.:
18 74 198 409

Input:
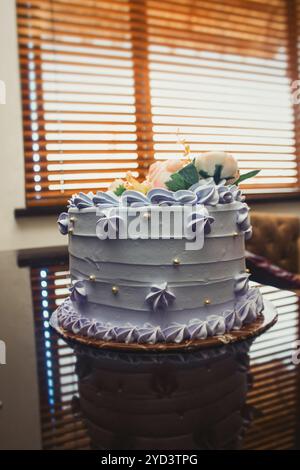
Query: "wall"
0 0 65 252
0 0 299 252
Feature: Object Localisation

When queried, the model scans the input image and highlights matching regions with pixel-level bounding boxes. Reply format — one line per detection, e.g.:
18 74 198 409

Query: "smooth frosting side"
53 286 263 344
69 276 236 311
70 297 237 326
69 254 245 283
69 235 245 265
67 203 248 314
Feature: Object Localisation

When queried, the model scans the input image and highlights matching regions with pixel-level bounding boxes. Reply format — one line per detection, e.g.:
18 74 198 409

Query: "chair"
247 212 300 273
246 212 300 290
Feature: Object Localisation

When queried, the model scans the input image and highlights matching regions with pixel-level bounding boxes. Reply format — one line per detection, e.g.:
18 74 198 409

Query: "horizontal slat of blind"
243 285 299 450
294 0 300 185
147 0 297 193
17 0 147 206
30 264 90 450
17 0 300 207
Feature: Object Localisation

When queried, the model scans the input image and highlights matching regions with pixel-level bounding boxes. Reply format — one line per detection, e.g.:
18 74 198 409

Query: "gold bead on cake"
112 285 119 295
173 258 181 266
204 298 211 305
69 216 76 222
68 227 74 234
245 268 250 273
233 231 239 237
89 274 96 281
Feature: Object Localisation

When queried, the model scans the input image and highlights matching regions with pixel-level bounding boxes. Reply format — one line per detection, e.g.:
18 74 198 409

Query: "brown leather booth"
246 212 300 274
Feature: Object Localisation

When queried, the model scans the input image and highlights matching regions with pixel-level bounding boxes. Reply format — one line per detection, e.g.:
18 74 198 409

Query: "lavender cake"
51 151 263 345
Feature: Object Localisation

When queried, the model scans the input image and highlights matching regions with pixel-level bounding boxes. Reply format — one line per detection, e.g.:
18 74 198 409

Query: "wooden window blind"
29 262 300 449
243 285 300 450
30 264 90 449
17 0 300 208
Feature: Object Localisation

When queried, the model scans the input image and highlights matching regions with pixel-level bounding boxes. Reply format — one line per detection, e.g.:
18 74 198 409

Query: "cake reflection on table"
72 340 255 450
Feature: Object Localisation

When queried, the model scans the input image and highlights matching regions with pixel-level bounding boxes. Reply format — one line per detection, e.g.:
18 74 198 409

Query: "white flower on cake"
194 151 239 184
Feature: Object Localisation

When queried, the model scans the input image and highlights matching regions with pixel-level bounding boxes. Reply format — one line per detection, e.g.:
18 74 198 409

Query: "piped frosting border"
52 286 263 345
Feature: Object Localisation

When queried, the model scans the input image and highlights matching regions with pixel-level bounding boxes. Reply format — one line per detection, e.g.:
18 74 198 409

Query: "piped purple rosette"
69 280 87 304
189 179 219 205
217 180 242 204
237 203 252 240
57 212 69 235
137 324 165 344
121 190 152 207
186 206 214 236
54 282 264 345
229 184 245 202
93 191 120 209
68 192 94 209
234 272 250 296
146 282 176 312
95 208 125 240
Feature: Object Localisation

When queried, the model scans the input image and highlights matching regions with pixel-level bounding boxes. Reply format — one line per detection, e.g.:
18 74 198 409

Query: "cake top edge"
57 151 254 240
67 200 244 213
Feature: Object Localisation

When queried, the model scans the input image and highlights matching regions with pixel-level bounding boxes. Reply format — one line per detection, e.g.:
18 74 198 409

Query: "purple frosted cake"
51 150 263 346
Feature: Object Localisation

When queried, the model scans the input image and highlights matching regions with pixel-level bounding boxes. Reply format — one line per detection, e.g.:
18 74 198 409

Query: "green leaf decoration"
234 170 260 185
198 169 210 179
177 162 199 187
166 172 188 191
166 162 199 191
114 184 126 196
213 164 223 184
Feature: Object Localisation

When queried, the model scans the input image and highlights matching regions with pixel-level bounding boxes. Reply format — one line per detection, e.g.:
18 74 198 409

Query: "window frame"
15 0 300 215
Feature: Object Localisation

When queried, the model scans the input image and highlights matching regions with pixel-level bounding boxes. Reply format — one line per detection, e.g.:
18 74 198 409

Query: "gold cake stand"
50 299 277 352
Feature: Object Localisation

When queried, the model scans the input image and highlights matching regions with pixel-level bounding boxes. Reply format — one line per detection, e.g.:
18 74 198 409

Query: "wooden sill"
246 191 300 203
17 245 68 267
15 205 66 218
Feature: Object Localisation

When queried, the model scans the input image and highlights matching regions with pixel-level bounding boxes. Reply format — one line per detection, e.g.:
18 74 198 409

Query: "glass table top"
0 248 299 450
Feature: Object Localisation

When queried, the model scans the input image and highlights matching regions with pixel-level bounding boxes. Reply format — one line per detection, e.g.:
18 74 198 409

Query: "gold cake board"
50 299 277 352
